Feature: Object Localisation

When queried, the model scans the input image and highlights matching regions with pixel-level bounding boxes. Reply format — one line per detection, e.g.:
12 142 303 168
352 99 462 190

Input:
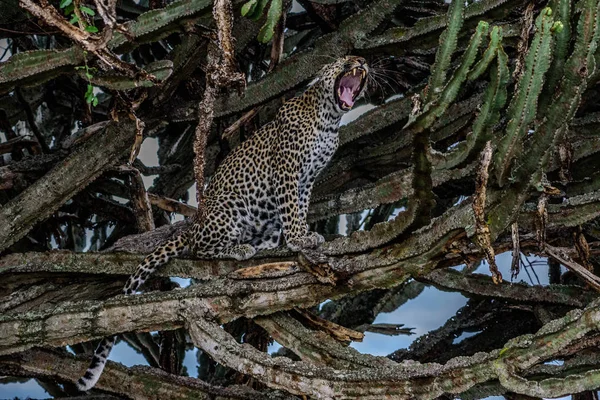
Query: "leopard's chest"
299 123 339 187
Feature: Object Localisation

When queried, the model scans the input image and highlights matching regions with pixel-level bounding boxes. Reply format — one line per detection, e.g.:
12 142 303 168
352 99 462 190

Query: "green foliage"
424 0 464 104
494 8 559 186
75 51 99 107
406 20 487 132
61 1 98 34
241 0 282 43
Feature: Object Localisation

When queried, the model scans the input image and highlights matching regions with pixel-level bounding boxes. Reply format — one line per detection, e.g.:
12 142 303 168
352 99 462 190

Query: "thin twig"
222 107 261 141
510 222 520 280
148 193 197 218
546 245 600 293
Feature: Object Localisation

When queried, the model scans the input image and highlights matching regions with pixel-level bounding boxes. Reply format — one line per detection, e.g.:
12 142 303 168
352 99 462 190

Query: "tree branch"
0 348 288 399
0 118 137 252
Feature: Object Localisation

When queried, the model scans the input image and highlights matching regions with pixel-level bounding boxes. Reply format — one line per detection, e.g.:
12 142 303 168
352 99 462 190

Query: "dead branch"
472 141 502 283
255 312 395 369
126 168 155 232
292 308 364 343
545 245 600 292
148 193 197 218
19 0 140 76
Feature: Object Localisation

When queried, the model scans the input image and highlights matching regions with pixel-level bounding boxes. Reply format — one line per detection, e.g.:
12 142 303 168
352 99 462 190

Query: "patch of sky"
387 206 406 221
291 0 305 14
474 251 552 286
0 380 49 399
110 339 150 367
111 194 130 205
139 137 160 189
183 348 199 378
351 286 468 356
187 183 199 208
338 214 348 235
268 340 283 355
447 141 460 150
319 299 333 308
385 93 404 103
451 263 468 271
340 103 377 126
452 330 480 345
454 195 468 206
0 38 11 62
171 277 192 288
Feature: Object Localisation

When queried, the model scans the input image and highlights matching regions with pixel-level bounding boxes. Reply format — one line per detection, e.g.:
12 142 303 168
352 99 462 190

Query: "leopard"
76 55 369 391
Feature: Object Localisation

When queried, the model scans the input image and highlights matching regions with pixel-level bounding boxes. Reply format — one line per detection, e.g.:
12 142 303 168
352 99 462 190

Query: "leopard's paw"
219 244 257 260
287 232 325 251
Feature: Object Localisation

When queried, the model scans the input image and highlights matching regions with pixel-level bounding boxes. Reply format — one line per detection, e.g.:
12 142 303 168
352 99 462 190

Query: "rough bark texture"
4 0 600 398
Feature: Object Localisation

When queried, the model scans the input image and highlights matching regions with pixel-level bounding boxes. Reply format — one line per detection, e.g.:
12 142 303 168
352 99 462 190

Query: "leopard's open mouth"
335 67 367 111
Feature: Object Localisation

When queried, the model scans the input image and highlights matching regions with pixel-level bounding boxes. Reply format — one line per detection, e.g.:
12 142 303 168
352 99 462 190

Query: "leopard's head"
313 56 369 113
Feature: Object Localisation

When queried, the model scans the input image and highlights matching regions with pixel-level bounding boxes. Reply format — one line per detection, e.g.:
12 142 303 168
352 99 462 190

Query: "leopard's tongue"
340 86 355 107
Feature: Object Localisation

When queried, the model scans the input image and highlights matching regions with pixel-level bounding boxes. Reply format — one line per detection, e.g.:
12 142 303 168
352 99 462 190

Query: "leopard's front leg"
274 146 324 252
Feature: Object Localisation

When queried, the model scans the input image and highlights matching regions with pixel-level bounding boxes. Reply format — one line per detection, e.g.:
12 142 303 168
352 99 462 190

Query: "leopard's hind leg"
187 195 257 260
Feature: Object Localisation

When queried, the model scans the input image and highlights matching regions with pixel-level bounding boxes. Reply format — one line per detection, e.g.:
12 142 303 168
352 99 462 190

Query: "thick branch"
0 348 284 400
186 297 600 399
0 119 137 252
422 269 596 307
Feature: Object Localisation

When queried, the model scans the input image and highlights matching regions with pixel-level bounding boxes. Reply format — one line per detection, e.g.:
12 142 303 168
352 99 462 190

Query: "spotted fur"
77 56 369 391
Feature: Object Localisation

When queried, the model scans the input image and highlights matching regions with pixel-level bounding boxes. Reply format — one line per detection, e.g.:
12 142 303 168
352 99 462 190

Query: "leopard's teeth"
338 88 342 97
362 70 366 79
353 68 357 76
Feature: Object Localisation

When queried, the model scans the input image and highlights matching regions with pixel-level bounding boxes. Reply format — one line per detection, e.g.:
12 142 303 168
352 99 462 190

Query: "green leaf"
257 0 282 43
80 6 96 16
248 0 268 21
85 84 94 101
59 0 72 9
69 15 80 24
85 25 99 33
64 4 75 15
92 97 99 107
241 0 258 17
85 72 93 79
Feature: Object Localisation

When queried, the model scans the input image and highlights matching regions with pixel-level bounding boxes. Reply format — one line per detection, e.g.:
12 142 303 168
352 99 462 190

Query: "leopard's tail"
76 235 188 391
